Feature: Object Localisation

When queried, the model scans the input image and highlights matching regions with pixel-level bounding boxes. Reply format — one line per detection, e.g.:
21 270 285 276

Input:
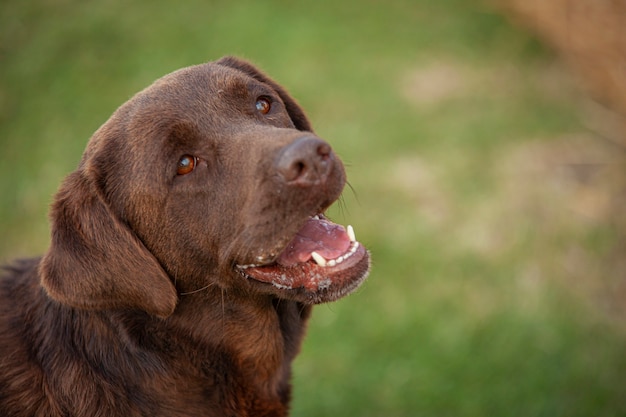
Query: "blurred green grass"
1 0 625 415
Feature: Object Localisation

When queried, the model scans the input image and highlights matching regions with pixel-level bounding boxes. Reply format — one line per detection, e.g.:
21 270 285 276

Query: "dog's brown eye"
255 97 271 115
177 155 197 175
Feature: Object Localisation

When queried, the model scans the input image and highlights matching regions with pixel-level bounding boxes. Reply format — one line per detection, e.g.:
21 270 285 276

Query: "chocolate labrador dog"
0 57 370 417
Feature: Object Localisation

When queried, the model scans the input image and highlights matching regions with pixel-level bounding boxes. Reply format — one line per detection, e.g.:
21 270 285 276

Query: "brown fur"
0 57 369 416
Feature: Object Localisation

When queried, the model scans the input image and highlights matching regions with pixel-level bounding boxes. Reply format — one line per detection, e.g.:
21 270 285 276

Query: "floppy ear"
216 56 313 132
39 170 178 318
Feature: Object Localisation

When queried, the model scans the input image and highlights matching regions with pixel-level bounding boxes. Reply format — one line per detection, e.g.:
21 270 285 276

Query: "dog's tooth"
347 225 356 242
311 252 327 267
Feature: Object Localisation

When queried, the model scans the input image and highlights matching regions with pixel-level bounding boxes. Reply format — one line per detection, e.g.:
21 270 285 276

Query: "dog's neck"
164 288 312 397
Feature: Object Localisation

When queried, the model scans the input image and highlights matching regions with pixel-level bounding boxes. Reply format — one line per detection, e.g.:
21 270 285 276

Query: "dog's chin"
236 216 370 304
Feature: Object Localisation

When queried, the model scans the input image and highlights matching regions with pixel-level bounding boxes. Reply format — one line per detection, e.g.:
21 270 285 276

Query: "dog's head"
39 57 370 318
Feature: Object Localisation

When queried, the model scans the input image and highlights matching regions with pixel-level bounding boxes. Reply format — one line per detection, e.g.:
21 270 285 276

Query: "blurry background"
1 0 625 415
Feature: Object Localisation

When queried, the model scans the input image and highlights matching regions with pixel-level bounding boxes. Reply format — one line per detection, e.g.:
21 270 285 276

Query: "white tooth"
347 225 356 242
327 259 337 267
311 251 327 267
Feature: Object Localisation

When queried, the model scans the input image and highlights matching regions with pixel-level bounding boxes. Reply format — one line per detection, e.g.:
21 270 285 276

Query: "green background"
2 1 625 415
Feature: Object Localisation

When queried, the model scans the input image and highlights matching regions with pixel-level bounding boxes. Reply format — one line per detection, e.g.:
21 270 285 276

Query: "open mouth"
236 214 370 302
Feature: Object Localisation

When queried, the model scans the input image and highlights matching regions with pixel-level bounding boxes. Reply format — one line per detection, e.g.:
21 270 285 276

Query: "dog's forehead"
150 62 270 100
113 62 277 134
83 61 286 169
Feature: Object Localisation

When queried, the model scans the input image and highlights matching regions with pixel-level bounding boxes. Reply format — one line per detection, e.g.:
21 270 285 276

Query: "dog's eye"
255 97 271 115
177 155 197 175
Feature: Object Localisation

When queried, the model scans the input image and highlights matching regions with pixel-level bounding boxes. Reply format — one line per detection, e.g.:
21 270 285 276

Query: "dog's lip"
235 215 370 301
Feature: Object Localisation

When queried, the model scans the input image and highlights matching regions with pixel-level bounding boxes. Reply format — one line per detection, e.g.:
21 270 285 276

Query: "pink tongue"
277 218 351 267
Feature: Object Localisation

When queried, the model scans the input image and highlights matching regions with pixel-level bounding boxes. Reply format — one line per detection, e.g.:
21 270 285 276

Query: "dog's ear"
216 56 313 132
39 170 178 318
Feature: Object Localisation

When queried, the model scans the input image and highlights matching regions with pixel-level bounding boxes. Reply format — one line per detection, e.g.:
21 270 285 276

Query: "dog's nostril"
294 161 306 177
282 159 309 183
276 137 333 185
317 143 331 158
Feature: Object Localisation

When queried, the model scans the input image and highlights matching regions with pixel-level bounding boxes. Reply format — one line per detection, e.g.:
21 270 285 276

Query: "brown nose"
276 137 333 186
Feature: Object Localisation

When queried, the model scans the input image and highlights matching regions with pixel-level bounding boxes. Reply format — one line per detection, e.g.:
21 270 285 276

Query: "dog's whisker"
221 288 226 341
346 181 359 201
179 282 216 296
298 303 309 316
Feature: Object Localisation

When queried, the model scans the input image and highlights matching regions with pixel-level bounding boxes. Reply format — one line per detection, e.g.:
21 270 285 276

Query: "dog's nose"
276 137 333 186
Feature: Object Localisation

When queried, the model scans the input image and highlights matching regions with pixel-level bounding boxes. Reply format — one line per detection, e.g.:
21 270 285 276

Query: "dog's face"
40 57 370 317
